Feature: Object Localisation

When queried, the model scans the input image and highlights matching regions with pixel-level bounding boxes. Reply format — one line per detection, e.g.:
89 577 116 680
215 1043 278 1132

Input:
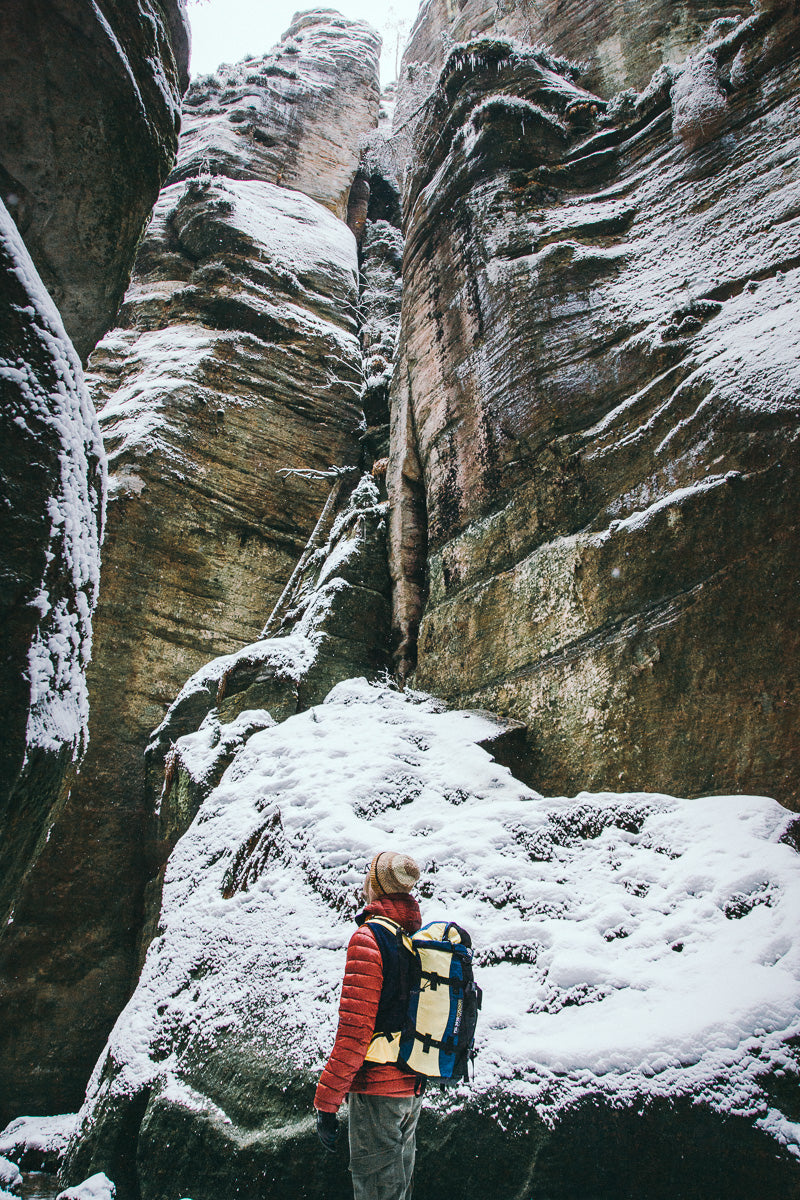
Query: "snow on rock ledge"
0 1114 78 1173
62 680 800 1198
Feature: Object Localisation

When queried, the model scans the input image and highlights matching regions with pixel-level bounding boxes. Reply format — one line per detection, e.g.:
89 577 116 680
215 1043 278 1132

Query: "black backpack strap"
367 917 413 1039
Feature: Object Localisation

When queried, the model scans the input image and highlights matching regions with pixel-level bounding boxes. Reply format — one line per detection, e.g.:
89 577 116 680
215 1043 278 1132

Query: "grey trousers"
348 1092 423 1200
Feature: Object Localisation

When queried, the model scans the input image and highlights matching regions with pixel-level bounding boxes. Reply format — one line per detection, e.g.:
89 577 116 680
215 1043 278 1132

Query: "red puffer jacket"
314 893 422 1113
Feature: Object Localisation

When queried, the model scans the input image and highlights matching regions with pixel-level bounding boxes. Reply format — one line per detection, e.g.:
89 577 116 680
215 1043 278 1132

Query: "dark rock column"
0 0 190 363
0 0 189 1123
0 200 105 1119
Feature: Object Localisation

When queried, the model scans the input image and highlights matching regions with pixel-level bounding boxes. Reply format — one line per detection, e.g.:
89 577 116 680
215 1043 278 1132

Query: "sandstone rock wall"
173 11 380 221
401 0 752 97
388 6 800 806
0 12 381 1123
0 0 190 362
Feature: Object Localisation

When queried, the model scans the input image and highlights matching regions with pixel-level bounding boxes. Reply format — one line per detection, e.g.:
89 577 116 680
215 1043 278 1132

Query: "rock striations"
0 10 381 1124
388 1 800 807
2 1 800 1197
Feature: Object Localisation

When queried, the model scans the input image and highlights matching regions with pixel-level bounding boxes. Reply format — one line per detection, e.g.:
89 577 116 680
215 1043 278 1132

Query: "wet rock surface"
0 0 190 363
0 11 380 1123
388 8 800 807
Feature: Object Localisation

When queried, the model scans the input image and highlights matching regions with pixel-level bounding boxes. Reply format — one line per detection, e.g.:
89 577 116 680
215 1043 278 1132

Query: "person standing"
315 850 424 1200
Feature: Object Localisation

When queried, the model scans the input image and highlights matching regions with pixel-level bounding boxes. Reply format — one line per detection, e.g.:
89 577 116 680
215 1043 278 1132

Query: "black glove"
316 1108 338 1153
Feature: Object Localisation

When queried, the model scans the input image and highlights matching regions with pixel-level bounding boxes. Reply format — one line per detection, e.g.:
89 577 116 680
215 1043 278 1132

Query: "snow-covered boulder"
62 680 800 1199
0 1157 22 1195
0 1114 78 1173
56 1173 115 1200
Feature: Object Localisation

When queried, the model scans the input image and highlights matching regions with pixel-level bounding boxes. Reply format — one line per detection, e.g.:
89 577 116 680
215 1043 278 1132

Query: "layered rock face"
402 0 751 96
173 11 380 221
0 0 190 362
0 12 380 1123
389 5 800 806
0 201 104 951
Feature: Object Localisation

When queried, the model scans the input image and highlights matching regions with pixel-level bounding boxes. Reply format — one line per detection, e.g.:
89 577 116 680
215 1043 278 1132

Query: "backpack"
364 916 482 1084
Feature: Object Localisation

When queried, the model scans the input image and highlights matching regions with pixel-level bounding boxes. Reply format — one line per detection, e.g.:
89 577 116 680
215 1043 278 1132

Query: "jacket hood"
357 893 422 934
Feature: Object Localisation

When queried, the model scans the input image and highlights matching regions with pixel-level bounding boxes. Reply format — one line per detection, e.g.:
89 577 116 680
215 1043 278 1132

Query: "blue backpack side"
367 917 482 1083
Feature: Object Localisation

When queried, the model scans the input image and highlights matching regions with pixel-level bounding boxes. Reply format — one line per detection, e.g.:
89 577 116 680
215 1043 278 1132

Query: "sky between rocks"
188 0 421 85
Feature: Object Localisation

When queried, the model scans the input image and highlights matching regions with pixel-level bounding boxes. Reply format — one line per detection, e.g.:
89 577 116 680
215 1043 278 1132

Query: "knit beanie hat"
367 850 420 897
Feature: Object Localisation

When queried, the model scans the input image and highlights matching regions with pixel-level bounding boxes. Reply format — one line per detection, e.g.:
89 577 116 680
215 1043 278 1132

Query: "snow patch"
0 1114 78 1169
56 1173 115 1200
0 1158 21 1194
672 50 728 148
78 681 800 1143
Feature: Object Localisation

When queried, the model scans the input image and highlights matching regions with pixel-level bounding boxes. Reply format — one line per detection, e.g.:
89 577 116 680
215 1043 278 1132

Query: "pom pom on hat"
368 851 420 897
